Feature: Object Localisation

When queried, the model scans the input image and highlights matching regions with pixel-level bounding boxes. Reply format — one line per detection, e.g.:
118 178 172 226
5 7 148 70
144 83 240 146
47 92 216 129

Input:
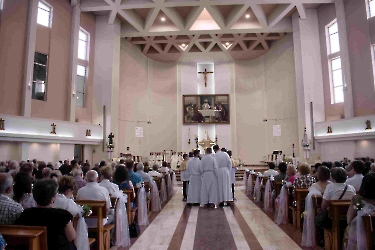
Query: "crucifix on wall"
198 68 214 87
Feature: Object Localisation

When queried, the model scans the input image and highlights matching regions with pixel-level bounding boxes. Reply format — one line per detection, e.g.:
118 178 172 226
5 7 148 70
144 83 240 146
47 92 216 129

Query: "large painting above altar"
183 95 230 124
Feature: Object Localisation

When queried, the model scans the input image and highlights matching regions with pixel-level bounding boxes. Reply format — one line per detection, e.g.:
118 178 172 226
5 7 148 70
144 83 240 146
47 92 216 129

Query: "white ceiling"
77 0 332 61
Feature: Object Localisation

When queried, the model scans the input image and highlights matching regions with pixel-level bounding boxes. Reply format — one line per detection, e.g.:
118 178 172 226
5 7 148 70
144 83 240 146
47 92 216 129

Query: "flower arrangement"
82 205 92 217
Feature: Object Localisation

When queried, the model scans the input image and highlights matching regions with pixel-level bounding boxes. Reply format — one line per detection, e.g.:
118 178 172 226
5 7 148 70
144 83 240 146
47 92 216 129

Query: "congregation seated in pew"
286 164 297 183
263 162 279 177
99 166 122 196
274 162 287 182
54 176 84 217
136 163 153 183
126 160 142 187
294 163 315 188
148 164 162 178
76 170 114 228
15 179 77 250
0 173 23 225
13 171 36 209
345 160 365 192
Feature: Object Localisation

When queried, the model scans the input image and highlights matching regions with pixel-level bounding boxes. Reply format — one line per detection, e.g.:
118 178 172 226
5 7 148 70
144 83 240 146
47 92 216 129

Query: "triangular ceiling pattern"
231 6 262 30
190 8 220 31
150 9 180 32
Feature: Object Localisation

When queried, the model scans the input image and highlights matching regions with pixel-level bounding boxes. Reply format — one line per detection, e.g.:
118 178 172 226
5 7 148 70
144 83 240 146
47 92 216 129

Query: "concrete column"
22 0 38 117
335 0 354 118
68 2 81 122
21 142 30 161
292 9 325 160
92 16 121 162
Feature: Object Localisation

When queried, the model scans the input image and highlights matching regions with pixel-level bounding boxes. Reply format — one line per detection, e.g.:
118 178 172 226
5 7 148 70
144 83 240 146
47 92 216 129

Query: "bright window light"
37 1 52 27
76 65 86 107
78 29 88 60
330 57 344 103
328 21 340 54
0 0 4 10
368 0 375 18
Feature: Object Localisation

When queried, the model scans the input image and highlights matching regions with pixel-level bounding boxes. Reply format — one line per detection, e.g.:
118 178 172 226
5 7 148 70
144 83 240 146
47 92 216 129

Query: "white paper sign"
273 125 281 137
135 127 143 138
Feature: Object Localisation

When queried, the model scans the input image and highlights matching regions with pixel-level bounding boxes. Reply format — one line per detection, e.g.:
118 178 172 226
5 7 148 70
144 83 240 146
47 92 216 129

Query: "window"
32 52 48 101
367 0 375 18
327 22 340 54
37 1 52 27
78 29 88 60
326 20 344 104
76 65 86 107
330 58 344 103
0 0 4 10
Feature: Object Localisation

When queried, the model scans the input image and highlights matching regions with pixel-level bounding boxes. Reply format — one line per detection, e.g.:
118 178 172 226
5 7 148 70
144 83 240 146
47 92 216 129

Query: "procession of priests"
184 145 236 208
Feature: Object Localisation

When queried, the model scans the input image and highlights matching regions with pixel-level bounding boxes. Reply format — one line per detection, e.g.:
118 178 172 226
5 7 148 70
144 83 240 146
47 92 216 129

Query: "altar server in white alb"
200 147 219 208
170 152 179 171
186 150 202 204
213 145 232 205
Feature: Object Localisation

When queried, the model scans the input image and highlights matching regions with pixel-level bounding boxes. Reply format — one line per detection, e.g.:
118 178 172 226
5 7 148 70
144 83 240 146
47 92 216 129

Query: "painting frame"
183 94 230 125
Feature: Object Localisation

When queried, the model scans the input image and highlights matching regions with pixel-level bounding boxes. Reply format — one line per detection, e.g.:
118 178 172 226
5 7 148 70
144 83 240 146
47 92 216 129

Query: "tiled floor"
118 183 308 250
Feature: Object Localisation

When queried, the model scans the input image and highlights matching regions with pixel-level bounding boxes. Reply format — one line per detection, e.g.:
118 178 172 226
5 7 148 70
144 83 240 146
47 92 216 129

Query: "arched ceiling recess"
78 0 332 61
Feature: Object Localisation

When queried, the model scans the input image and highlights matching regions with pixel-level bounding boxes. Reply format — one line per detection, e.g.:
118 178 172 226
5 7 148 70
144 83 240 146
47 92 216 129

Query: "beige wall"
76 12 96 124
0 0 28 116
119 40 178 156
31 0 72 121
317 4 345 120
235 34 298 164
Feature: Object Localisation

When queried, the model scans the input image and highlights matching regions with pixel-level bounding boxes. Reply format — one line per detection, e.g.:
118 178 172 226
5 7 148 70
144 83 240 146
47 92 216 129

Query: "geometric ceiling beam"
226 5 248 28
195 42 207 52
179 34 200 60
268 4 295 28
296 4 307 20
210 34 233 59
205 6 226 30
185 6 205 31
250 4 268 28
109 0 121 25
162 7 185 31
118 9 144 32
144 8 161 31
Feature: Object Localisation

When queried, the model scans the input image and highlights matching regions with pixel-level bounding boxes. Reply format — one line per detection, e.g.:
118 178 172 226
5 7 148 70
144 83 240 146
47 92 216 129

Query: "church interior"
0 0 375 249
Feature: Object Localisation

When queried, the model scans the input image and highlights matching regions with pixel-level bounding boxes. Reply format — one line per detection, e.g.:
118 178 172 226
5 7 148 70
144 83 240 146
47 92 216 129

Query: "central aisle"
126 186 302 250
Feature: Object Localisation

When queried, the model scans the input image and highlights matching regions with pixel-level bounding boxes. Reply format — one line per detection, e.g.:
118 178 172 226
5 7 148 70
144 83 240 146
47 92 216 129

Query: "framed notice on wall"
183 94 230 124
135 127 143 138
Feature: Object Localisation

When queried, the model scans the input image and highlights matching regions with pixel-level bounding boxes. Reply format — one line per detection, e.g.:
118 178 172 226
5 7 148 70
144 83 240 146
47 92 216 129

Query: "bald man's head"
86 170 98 182
0 173 13 195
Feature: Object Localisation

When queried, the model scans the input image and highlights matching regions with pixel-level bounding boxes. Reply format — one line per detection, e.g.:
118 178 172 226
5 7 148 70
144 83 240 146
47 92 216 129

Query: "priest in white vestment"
200 148 219 207
156 153 163 167
213 145 232 205
170 152 179 171
186 150 202 204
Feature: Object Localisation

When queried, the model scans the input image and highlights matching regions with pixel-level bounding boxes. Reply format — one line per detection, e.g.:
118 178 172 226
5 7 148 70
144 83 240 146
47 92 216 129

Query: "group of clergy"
180 145 235 208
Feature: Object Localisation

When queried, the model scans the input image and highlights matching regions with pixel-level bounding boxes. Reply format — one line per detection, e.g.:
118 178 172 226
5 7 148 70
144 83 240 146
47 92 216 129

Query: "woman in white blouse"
54 176 83 217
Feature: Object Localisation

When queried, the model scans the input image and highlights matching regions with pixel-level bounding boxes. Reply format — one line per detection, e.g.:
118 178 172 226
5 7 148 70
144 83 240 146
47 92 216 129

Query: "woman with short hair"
16 179 77 250
54 176 83 217
294 163 315 188
286 164 297 183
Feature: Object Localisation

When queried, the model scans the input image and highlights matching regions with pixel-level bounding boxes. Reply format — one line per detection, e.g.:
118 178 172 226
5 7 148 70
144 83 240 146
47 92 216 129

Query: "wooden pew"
0 225 47 250
75 200 107 250
121 188 137 225
325 200 351 250
293 188 309 231
284 185 294 225
362 214 375 250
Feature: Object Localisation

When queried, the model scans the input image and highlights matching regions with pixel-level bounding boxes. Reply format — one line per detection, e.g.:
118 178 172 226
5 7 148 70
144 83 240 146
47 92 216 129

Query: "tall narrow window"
0 0 4 10
37 1 52 27
78 29 88 60
326 20 344 104
76 65 86 107
367 0 375 18
32 52 48 101
328 22 340 54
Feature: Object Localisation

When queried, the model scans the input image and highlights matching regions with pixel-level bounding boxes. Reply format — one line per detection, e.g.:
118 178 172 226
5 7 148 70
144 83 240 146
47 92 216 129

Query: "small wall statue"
365 120 372 130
